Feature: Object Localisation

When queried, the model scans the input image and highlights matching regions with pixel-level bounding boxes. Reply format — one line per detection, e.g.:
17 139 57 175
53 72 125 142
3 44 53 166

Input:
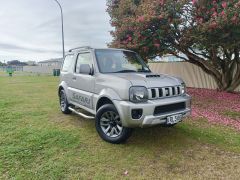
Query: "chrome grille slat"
154 88 159 98
148 86 182 100
162 87 166 97
148 89 152 99
174 87 178 96
169 87 173 96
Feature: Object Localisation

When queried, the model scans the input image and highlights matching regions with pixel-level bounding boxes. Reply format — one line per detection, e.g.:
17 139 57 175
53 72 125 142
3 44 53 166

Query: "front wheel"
162 124 177 127
96 104 133 144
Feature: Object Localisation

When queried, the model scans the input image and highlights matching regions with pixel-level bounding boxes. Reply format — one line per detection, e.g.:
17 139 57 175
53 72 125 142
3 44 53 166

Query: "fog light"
131 109 143 119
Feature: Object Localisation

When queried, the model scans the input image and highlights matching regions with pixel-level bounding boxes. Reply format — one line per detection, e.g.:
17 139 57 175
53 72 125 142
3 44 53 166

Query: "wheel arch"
58 81 68 97
95 88 122 111
96 96 114 111
58 86 64 96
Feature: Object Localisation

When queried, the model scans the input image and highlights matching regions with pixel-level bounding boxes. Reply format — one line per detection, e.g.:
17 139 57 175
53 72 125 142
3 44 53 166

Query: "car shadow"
70 113 192 150
126 124 193 149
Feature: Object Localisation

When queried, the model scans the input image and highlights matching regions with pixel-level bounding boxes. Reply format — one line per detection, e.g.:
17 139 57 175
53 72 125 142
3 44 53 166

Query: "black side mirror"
79 64 92 75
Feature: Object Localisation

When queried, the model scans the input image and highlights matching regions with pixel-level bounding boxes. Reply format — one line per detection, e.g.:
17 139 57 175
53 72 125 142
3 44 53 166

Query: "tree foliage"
107 0 240 91
0 62 5 66
7 60 27 66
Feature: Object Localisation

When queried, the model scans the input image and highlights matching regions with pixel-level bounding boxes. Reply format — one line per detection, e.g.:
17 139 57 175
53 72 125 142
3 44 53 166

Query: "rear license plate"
166 114 182 125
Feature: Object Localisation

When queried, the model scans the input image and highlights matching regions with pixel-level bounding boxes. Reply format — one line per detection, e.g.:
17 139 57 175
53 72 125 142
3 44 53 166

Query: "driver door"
68 52 95 110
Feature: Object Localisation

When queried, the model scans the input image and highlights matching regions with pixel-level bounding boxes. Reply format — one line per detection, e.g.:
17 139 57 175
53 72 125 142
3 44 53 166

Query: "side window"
62 54 74 72
75 53 92 73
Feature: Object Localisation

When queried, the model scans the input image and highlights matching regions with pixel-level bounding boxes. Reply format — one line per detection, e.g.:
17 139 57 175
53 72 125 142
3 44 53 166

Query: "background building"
38 58 63 67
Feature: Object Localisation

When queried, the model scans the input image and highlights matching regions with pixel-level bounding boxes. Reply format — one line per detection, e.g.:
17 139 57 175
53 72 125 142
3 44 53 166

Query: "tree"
107 0 240 92
0 62 5 66
7 60 27 66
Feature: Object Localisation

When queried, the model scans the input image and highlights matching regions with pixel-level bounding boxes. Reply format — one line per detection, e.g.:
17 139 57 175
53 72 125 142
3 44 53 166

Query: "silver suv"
58 46 191 144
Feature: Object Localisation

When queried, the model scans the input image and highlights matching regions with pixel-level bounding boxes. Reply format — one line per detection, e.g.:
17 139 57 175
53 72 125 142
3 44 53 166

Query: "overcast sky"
0 0 113 62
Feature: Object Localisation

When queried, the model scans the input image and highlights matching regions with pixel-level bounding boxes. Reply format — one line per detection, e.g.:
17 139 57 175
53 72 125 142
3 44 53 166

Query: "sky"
0 0 113 62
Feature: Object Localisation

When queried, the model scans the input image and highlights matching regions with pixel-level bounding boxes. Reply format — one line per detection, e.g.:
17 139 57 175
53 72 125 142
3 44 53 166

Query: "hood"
112 72 182 88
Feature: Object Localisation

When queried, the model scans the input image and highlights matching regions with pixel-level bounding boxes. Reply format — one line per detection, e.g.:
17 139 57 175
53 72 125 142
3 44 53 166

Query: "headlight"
181 83 186 94
129 86 148 103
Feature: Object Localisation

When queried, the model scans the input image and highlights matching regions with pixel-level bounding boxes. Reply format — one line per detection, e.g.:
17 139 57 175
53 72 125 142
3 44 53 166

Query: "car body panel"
59 47 191 128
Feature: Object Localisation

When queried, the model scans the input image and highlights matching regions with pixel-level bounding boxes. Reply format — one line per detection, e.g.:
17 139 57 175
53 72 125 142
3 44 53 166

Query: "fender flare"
58 81 69 97
95 88 122 110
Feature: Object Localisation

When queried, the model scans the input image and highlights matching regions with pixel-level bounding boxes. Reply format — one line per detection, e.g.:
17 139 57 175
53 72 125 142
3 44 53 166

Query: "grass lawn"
0 75 240 179
0 71 48 77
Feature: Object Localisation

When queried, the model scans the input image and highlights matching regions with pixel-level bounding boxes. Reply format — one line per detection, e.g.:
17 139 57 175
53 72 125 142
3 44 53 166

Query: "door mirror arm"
90 64 94 76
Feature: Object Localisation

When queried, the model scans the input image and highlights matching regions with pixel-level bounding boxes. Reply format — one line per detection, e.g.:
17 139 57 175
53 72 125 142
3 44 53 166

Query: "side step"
68 107 95 119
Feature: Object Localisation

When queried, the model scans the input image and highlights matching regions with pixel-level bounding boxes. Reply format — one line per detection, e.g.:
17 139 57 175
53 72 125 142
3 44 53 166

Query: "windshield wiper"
113 70 136 73
137 69 151 72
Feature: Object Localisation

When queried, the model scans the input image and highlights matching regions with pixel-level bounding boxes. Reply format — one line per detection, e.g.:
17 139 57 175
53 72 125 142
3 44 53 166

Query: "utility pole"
53 0 65 60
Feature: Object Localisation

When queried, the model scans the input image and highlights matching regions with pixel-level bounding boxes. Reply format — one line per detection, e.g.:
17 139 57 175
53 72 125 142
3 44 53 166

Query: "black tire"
162 124 177 127
96 104 133 144
59 89 72 114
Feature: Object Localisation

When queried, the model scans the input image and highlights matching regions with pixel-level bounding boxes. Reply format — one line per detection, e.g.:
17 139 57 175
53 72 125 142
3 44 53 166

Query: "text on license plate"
166 114 182 125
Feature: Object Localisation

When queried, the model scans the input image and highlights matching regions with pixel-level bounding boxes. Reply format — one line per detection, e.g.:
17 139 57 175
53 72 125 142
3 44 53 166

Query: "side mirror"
79 64 92 75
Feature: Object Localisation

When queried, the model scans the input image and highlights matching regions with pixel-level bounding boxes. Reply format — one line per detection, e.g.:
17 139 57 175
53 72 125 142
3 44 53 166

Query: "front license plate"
166 114 182 125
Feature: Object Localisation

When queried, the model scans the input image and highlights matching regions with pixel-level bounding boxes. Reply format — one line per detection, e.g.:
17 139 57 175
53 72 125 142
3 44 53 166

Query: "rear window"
62 54 74 72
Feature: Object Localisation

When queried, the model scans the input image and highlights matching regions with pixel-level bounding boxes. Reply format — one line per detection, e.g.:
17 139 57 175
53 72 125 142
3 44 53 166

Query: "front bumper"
113 94 191 128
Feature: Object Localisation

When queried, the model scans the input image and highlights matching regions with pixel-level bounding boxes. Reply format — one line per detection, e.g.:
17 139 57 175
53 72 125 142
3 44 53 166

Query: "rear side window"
75 53 92 73
62 54 74 72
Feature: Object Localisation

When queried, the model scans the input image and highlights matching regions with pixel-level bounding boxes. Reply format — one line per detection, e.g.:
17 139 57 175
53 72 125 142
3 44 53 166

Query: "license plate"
166 114 182 125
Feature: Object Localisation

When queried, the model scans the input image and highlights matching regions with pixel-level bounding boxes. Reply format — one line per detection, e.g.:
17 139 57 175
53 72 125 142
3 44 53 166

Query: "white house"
38 58 63 67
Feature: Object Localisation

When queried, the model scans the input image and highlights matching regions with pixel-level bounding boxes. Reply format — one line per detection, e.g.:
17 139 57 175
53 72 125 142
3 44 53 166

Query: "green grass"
0 75 240 179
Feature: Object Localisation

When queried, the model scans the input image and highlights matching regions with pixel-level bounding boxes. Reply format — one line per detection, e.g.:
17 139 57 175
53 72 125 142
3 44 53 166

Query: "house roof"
38 58 63 64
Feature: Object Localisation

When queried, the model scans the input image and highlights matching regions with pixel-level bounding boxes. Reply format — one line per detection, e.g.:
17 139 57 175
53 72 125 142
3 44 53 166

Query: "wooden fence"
149 62 240 92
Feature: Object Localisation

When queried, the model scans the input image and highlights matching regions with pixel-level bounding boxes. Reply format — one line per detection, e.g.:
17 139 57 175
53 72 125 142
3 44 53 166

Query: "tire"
96 104 133 144
162 124 177 127
59 89 72 114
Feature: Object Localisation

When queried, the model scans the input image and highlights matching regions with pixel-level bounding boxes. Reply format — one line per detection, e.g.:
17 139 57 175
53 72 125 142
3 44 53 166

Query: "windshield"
95 50 151 73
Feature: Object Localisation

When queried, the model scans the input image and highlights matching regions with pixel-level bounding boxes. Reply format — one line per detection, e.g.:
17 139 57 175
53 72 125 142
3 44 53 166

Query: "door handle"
72 77 76 80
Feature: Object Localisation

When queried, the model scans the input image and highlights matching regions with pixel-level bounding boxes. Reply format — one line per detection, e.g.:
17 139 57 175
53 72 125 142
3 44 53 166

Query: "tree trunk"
194 63 240 92
183 50 240 92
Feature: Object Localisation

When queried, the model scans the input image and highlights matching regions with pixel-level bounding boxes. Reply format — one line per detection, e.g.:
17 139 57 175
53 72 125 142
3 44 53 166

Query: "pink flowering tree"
107 0 240 92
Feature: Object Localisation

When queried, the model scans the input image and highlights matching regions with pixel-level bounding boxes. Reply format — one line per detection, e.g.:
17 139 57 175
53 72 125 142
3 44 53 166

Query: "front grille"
148 86 182 99
154 102 186 115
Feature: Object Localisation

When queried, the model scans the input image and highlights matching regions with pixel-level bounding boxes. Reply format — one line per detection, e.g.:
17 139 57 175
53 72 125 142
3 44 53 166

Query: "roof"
67 46 134 53
38 58 63 64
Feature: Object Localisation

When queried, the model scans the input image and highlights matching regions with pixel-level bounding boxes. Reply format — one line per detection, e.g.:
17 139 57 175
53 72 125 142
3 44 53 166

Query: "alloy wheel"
100 111 123 138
